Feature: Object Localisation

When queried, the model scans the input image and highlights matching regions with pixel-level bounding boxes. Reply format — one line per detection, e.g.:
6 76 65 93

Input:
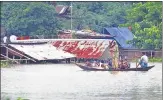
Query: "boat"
75 63 155 71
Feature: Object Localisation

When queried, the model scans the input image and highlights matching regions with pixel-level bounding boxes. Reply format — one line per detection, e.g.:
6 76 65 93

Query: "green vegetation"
3 97 28 100
71 2 132 32
1 1 162 49
0 2 132 35
17 97 28 100
149 57 162 62
120 2 162 49
130 57 162 62
0 60 17 68
1 61 9 67
1 2 60 36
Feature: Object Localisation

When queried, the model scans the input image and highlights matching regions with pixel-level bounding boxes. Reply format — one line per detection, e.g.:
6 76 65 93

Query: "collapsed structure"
1 39 119 62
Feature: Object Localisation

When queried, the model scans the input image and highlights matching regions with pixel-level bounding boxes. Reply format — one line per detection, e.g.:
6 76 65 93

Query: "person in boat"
123 56 130 68
99 60 103 68
85 60 92 67
118 58 130 69
98 60 106 68
101 60 109 69
94 60 99 67
124 58 130 68
118 59 122 69
107 58 112 69
92 60 97 67
119 60 125 69
101 61 106 68
136 52 148 68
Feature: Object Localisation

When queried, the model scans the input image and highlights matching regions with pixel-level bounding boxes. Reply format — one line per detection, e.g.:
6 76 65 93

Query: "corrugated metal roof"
103 27 134 48
52 39 119 59
9 44 75 60
55 5 70 15
9 39 119 60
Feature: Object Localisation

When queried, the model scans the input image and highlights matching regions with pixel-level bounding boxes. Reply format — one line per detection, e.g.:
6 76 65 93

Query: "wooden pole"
6 35 9 64
135 52 137 67
6 46 8 64
70 2 73 38
12 55 15 64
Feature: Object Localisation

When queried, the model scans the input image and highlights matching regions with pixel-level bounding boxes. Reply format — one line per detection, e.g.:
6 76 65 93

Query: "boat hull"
75 63 154 71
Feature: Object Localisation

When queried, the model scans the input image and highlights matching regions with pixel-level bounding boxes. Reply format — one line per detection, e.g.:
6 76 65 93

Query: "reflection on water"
1 63 162 100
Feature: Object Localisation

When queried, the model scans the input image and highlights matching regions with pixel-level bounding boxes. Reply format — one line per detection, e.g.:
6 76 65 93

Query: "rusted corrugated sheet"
9 39 119 60
51 39 119 59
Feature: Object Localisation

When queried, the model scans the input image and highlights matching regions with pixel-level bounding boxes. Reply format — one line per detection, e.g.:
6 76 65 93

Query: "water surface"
1 63 162 100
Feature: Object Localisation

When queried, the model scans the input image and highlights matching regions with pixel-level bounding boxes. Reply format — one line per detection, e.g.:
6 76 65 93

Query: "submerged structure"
1 39 119 63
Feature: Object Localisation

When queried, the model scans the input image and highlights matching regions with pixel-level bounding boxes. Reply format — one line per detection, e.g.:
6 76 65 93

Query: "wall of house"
119 49 162 59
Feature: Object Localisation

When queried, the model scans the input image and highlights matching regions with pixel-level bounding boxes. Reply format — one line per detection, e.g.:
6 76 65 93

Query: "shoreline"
1 61 161 68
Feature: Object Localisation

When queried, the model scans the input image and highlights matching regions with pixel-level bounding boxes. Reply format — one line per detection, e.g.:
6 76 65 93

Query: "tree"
70 2 132 32
120 2 162 49
1 1 133 36
1 2 61 36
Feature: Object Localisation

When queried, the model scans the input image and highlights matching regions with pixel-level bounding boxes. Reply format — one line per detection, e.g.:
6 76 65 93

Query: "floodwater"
1 63 162 100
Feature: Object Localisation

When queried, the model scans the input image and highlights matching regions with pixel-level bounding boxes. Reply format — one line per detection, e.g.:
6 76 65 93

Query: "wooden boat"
75 63 155 71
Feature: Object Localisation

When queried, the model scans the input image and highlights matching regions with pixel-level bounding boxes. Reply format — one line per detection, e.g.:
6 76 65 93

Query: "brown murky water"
1 63 162 100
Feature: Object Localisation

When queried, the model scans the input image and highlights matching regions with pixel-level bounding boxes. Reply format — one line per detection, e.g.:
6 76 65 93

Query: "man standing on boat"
136 52 148 68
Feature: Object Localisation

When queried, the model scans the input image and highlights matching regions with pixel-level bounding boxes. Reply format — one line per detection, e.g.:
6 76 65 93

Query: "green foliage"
149 57 162 62
1 1 162 50
130 57 162 62
17 97 24 100
1 2 60 36
2 97 28 100
1 2 132 35
0 60 17 68
120 2 162 49
6 97 10 100
70 2 132 32
1 61 8 67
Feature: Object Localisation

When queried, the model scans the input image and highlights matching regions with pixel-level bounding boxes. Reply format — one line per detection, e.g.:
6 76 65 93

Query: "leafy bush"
149 57 162 62
1 61 8 67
